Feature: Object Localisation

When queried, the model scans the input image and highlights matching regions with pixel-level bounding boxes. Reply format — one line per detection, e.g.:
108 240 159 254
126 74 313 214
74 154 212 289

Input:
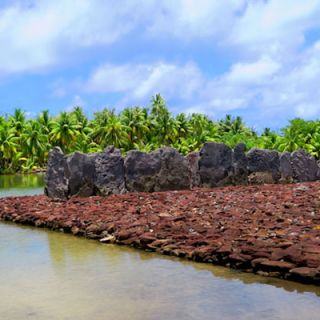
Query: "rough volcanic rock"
3 181 320 285
186 152 201 188
45 143 320 198
155 148 190 191
44 147 68 199
291 150 318 182
232 143 248 185
247 149 280 183
93 146 126 195
124 149 161 192
258 260 295 272
199 142 233 187
248 172 275 184
65 152 95 197
279 152 294 183
289 267 320 280
125 147 190 192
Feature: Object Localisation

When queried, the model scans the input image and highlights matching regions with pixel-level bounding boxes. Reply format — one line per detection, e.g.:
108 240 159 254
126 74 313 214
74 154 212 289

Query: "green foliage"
0 96 319 174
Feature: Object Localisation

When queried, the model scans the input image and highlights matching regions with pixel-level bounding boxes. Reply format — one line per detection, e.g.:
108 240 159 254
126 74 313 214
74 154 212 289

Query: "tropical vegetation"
0 94 319 173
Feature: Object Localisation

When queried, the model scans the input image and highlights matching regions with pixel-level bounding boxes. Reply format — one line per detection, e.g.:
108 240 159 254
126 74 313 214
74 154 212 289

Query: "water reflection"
0 222 319 320
0 173 44 189
45 223 320 297
0 173 44 197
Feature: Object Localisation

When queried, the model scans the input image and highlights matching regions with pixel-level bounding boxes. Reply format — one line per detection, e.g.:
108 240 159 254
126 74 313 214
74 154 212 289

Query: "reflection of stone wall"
45 142 320 199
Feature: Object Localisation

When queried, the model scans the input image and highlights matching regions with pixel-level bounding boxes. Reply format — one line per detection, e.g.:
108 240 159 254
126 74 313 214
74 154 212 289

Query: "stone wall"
45 142 320 199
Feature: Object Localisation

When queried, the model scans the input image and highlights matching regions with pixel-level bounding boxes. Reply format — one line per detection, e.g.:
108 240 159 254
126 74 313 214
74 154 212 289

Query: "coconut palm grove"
0 93 319 174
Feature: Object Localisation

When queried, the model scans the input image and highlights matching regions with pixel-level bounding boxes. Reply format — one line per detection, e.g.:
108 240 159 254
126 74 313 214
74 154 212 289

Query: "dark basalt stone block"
199 142 233 187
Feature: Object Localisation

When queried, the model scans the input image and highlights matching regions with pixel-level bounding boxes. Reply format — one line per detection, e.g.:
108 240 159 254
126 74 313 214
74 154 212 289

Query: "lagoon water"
0 174 44 197
0 175 320 320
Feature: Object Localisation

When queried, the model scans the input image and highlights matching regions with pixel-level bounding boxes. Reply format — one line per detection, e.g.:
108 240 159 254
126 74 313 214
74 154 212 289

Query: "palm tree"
1 94 320 172
218 114 248 135
175 113 190 140
102 113 128 148
305 127 320 158
150 94 176 145
37 109 53 135
91 111 128 149
22 120 49 166
90 108 114 145
0 115 5 126
150 94 167 117
74 133 101 153
189 113 220 146
218 114 233 134
50 112 79 153
133 141 155 153
0 123 19 171
71 106 89 133
259 127 278 150
9 108 26 137
121 107 149 148
275 127 303 152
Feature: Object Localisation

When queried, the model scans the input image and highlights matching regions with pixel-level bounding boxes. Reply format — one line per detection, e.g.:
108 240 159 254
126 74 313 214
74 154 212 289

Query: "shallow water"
0 174 44 197
0 223 319 320
0 175 320 319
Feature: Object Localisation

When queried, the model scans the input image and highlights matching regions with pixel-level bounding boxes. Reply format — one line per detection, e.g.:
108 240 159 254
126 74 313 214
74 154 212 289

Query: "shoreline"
0 169 46 176
0 182 320 285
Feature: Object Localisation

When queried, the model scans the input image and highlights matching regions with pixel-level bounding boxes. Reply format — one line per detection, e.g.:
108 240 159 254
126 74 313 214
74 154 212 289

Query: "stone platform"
1 181 320 285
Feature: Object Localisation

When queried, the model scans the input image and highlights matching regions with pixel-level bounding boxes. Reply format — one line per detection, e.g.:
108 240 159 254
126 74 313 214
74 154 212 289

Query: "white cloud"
225 56 281 84
1 0 320 75
0 0 146 73
86 49 319 125
229 0 320 55
146 0 245 40
1 0 320 127
86 64 146 93
85 62 204 101
72 42 320 127
295 104 320 118
197 45 320 124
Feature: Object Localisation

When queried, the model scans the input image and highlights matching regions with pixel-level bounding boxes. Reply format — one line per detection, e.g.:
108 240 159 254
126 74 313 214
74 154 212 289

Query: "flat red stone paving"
1 181 320 284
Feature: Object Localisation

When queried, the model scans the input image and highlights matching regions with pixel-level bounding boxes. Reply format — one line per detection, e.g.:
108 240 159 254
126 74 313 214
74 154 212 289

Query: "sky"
0 0 320 130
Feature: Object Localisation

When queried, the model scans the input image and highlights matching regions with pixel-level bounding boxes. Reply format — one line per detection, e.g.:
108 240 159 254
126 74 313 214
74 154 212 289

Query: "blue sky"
0 0 320 130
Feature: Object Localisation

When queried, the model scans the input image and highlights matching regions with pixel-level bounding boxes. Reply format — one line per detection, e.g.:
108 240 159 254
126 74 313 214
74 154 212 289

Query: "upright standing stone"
199 142 233 187
291 150 318 182
44 142 320 199
65 152 95 197
186 151 201 188
44 147 68 199
155 147 190 191
124 149 161 192
247 149 280 184
93 146 126 195
279 152 293 183
124 147 190 192
232 143 248 185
